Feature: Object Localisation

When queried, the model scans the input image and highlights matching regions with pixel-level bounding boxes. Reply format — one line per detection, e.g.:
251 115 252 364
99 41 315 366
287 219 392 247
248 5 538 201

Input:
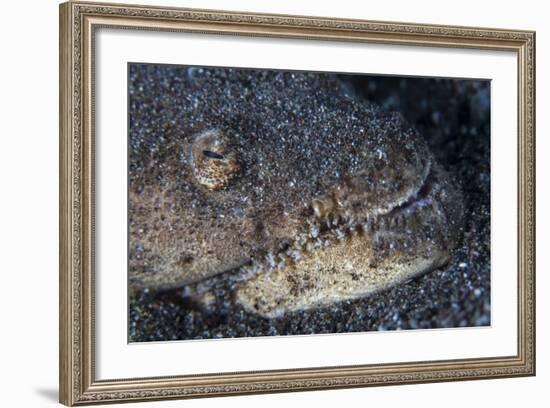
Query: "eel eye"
191 129 240 190
202 150 225 160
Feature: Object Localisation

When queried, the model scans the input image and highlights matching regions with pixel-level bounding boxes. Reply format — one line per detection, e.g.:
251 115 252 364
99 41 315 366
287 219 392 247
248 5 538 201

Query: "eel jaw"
236 245 450 319
231 166 450 318
191 163 454 318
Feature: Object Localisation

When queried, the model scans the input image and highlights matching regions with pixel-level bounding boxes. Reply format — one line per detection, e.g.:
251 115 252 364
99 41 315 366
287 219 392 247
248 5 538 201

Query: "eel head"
128 67 463 317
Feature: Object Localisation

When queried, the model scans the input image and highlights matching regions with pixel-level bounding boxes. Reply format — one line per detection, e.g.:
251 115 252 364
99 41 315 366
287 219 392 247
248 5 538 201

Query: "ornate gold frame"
59 1 536 405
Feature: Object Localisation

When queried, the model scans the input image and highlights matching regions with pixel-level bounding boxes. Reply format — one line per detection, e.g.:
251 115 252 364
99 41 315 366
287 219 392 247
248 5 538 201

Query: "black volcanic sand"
129 71 490 342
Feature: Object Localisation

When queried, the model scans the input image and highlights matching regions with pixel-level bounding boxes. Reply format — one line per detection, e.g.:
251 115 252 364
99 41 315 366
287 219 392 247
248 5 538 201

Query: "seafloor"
129 70 490 342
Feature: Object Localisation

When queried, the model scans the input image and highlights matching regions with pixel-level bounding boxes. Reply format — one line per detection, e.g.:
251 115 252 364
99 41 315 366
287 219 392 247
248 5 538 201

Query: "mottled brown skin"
128 67 463 317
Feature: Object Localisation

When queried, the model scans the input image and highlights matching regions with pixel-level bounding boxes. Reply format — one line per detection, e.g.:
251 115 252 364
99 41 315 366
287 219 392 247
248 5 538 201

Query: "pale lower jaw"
234 227 449 318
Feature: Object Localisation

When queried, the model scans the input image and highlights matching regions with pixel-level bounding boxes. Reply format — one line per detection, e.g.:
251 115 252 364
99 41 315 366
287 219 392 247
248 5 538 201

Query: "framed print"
59 1 536 405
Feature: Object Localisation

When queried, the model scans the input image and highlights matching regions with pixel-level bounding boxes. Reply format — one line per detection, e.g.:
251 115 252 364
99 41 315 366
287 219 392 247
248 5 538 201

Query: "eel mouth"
189 161 437 296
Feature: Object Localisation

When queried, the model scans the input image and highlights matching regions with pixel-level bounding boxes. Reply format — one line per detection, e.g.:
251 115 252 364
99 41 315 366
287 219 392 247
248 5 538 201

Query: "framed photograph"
59 1 536 405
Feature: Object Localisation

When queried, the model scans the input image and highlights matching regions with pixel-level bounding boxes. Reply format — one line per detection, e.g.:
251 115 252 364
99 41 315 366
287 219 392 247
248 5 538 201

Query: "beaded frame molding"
59 1 535 405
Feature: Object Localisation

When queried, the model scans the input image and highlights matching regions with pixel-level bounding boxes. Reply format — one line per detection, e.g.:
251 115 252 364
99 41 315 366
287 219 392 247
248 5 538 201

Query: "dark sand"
129 70 490 342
